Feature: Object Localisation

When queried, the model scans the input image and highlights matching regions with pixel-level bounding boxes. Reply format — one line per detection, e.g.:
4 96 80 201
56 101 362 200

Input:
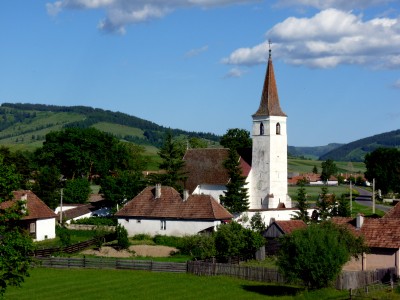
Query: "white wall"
118 218 222 237
36 218 56 241
192 184 226 203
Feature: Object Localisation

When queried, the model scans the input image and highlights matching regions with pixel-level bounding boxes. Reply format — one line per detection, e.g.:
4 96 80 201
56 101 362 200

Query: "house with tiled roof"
115 184 233 237
332 213 400 276
263 220 307 254
0 190 57 241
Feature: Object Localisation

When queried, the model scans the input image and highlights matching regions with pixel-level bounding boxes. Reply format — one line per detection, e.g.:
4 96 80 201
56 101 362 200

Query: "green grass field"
5 267 349 300
288 158 365 174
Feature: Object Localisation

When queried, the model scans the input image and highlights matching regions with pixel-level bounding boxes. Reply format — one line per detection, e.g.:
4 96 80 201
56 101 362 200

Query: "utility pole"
59 188 63 224
372 178 375 214
350 180 352 215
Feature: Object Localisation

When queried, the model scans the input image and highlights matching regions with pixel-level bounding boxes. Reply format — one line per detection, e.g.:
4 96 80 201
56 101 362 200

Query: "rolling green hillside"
288 143 343 160
319 129 400 162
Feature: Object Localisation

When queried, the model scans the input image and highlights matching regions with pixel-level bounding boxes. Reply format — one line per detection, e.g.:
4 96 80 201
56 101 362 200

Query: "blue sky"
0 0 399 147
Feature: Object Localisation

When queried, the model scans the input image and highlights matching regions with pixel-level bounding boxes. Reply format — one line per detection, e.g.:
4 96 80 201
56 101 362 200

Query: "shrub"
179 235 216 259
56 226 71 248
132 234 152 241
153 235 183 248
115 224 130 250
72 217 117 226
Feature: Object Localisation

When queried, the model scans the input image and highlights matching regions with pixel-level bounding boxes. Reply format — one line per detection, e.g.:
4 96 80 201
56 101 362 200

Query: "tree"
277 222 366 289
336 194 351 217
365 148 400 194
214 222 264 261
188 137 208 149
312 165 318 174
63 178 91 204
0 156 34 296
250 212 266 233
115 224 130 250
100 170 146 209
220 128 252 151
31 165 61 209
291 183 310 223
219 148 249 214
316 186 335 221
149 132 187 192
320 159 338 182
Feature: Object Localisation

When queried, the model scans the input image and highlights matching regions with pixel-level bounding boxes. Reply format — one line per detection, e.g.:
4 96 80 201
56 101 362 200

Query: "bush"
178 235 216 259
115 224 130 250
153 235 183 248
72 217 117 226
56 226 71 248
132 234 152 241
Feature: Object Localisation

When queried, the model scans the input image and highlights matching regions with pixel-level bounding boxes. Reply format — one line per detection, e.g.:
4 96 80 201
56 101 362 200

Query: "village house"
115 184 232 237
332 206 400 276
0 190 56 241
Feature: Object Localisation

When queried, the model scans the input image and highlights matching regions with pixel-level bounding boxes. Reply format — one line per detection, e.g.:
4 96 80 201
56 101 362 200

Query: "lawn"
5 267 350 300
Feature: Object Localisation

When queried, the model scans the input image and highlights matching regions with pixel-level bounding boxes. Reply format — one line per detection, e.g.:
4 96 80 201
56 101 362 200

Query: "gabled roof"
183 148 252 193
275 220 307 234
253 52 286 117
59 204 95 221
0 190 57 220
332 217 400 249
115 186 232 221
383 201 400 219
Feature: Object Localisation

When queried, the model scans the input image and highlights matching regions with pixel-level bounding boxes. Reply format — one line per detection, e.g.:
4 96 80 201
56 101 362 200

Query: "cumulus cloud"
185 46 209 58
46 0 259 34
223 9 400 69
224 67 247 78
275 0 395 10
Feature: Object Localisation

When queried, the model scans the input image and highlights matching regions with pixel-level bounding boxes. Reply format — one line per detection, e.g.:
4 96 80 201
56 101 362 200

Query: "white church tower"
250 46 291 210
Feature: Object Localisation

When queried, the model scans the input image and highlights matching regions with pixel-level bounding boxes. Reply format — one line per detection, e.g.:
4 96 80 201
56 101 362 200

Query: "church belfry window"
276 123 281 135
260 123 264 135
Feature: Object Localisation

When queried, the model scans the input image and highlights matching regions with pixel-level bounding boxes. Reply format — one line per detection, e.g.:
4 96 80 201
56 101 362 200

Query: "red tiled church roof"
0 190 57 220
115 186 232 220
253 50 286 117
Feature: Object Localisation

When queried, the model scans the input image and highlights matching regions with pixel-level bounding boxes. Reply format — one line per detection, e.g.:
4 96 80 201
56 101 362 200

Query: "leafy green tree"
214 222 264 261
220 128 252 151
336 194 351 217
31 165 61 209
277 222 366 289
250 212 266 233
63 178 91 204
316 186 334 221
149 132 187 192
100 170 146 209
219 148 249 214
188 137 208 149
320 159 338 182
0 156 34 296
179 235 216 260
291 183 310 223
365 148 400 194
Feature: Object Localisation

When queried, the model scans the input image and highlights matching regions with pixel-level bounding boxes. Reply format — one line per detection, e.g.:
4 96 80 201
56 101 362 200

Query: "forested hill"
319 129 400 162
0 103 220 150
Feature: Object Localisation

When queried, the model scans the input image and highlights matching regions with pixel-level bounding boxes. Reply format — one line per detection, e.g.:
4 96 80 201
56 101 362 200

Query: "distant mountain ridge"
288 143 343 159
319 129 400 162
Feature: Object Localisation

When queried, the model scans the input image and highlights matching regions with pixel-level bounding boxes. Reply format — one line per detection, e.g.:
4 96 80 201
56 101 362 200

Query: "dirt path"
81 245 178 258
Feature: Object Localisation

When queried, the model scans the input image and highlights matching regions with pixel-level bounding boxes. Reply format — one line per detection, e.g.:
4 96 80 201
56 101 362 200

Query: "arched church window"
276 123 281 135
260 123 264 135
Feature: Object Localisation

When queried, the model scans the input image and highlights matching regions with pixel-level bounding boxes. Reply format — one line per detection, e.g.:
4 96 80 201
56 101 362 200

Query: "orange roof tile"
274 220 307 234
115 186 232 220
0 190 57 220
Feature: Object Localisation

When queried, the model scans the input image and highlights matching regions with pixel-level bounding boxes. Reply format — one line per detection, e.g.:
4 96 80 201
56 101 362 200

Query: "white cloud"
224 67 247 78
185 46 209 58
275 0 395 10
392 79 400 89
223 9 400 69
46 0 259 33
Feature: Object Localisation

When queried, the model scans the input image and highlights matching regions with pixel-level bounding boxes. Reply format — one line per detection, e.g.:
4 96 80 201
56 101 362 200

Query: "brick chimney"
155 184 161 199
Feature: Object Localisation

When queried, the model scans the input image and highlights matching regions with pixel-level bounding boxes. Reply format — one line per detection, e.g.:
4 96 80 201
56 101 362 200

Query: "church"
183 48 297 225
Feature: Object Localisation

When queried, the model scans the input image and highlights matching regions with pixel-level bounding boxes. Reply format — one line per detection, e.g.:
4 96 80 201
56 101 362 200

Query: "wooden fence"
35 257 187 273
187 261 286 284
336 268 396 290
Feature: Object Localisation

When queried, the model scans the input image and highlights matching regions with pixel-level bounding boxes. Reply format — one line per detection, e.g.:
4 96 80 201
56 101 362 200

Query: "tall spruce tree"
219 148 249 214
291 183 310 223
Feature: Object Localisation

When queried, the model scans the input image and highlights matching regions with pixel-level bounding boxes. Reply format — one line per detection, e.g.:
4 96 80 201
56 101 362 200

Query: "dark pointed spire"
253 42 286 117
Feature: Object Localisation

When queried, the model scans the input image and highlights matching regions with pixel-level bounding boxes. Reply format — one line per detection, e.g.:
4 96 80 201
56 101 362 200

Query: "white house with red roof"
115 184 232 237
0 190 57 241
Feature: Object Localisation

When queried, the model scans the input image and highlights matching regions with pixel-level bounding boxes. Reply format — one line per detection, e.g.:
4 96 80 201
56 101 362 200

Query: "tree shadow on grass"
241 284 304 296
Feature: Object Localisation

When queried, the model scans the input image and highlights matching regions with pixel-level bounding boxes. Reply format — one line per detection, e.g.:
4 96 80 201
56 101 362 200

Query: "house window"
29 222 36 233
160 220 166 230
260 123 264 135
276 123 281 135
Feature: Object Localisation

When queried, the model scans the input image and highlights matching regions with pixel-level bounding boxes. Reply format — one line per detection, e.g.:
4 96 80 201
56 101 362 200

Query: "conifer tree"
291 183 310 223
219 148 249 214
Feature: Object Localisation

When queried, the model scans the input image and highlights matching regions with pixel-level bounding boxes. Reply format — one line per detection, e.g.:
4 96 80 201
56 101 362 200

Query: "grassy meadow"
5 267 350 300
